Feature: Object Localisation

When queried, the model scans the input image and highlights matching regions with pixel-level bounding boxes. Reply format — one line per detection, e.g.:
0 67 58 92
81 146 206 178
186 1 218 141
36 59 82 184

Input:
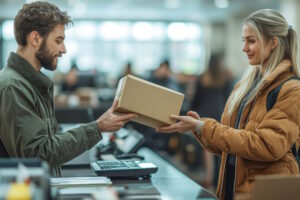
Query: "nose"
242 42 248 52
60 42 67 54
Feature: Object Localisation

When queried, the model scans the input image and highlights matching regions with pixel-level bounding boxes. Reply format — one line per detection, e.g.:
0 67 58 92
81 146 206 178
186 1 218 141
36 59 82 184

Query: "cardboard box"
115 75 184 128
234 175 300 200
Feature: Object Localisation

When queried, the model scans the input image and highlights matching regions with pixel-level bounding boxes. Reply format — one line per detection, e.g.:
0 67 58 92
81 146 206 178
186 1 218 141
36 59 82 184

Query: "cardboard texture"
115 75 184 128
234 175 300 200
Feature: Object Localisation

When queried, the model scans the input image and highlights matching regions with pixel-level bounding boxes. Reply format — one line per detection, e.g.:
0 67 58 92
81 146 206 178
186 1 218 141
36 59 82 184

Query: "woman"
157 9 300 200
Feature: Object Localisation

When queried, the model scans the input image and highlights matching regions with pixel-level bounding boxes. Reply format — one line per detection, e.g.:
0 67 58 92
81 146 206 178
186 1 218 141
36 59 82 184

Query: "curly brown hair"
14 1 73 46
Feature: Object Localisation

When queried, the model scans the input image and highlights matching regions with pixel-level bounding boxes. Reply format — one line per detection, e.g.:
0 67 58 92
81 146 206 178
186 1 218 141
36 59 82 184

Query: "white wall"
225 17 248 78
280 0 300 65
209 23 226 54
207 18 249 79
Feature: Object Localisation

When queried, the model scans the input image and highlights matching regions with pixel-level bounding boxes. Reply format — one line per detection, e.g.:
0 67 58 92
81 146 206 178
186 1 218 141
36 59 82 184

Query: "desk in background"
55 101 111 124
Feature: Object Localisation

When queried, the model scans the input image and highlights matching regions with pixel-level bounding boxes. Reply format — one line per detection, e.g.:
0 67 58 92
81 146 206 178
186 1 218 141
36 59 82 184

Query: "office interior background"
1 0 300 192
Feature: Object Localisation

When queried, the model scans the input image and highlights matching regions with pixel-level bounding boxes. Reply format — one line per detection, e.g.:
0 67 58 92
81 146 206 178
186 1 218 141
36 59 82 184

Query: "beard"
35 39 58 71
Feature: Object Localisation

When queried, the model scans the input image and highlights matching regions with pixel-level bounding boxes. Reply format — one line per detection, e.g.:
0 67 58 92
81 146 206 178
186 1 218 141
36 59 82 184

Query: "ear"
28 31 42 48
271 37 278 50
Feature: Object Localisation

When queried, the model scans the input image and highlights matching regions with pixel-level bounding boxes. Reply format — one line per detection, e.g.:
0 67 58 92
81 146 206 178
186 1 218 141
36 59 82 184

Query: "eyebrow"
242 35 255 40
56 36 65 40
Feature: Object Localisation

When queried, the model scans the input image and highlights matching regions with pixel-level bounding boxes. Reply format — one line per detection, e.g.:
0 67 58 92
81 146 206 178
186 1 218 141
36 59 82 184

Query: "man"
0 1 137 176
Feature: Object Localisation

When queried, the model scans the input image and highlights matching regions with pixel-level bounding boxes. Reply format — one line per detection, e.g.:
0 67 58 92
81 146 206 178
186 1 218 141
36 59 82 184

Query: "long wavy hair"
228 9 298 118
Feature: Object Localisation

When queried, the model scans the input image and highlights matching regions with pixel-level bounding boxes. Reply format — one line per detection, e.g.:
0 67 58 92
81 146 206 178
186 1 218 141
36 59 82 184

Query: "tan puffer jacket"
194 60 300 200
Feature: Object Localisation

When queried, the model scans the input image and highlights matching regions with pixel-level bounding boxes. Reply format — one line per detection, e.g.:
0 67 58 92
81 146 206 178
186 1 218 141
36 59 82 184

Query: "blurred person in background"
141 59 181 150
0 1 137 176
122 61 134 77
61 60 79 92
117 61 135 82
158 9 300 200
190 53 234 190
149 59 180 92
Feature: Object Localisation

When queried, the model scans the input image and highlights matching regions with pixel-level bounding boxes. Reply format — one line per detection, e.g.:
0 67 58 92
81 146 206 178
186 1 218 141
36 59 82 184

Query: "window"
1 20 205 78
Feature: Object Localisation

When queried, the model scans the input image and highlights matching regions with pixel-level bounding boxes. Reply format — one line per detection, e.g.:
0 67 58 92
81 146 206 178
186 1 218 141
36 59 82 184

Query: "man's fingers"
111 100 119 110
118 113 138 122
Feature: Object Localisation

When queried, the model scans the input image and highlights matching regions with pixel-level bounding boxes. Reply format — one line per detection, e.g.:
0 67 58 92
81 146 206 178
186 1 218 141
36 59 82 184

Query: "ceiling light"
99 22 130 40
2 20 14 40
167 23 188 41
132 22 154 41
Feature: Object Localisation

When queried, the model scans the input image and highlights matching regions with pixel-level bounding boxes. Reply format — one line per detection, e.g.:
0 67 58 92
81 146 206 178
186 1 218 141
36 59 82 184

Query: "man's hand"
156 111 201 133
96 100 138 132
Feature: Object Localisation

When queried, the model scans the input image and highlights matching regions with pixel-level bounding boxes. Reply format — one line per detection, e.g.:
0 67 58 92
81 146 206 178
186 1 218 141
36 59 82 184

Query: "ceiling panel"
0 0 280 22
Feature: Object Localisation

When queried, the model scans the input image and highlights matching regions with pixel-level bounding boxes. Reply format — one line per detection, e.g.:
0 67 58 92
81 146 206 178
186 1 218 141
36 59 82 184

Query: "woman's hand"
156 111 201 133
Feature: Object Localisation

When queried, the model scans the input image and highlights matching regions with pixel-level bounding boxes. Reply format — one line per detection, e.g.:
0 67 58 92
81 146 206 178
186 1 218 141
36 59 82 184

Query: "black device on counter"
115 128 145 154
90 160 158 178
96 128 145 159
92 128 157 177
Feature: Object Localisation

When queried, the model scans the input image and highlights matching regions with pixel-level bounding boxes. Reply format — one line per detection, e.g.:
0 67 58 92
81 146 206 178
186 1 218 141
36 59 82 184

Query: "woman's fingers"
187 111 200 119
156 124 178 133
171 115 192 123
170 115 180 120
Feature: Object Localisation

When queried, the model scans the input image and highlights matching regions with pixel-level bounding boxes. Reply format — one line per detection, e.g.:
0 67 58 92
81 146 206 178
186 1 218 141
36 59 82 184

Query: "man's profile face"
35 24 66 71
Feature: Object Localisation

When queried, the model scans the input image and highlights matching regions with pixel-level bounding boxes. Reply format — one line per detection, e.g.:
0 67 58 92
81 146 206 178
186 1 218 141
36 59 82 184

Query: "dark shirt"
190 79 233 121
225 75 261 200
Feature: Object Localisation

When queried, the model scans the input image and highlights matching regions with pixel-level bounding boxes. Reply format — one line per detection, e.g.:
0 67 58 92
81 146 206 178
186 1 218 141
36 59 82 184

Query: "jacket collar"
260 60 293 93
7 52 53 94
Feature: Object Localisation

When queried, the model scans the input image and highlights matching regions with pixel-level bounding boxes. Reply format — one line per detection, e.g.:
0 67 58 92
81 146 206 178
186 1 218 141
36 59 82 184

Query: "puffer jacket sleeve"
198 82 300 162
0 84 102 167
192 120 222 156
192 82 239 156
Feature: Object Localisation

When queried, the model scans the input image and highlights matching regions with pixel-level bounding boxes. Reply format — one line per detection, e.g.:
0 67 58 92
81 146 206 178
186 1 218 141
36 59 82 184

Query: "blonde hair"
228 9 298 118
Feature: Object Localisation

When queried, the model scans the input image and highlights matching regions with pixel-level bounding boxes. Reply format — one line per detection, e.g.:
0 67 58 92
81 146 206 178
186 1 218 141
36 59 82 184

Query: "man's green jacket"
0 52 102 176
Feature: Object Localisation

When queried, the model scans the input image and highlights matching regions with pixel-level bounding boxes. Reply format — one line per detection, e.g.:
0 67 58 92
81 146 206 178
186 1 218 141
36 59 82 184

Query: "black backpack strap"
266 76 300 168
266 76 300 111
291 143 300 168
